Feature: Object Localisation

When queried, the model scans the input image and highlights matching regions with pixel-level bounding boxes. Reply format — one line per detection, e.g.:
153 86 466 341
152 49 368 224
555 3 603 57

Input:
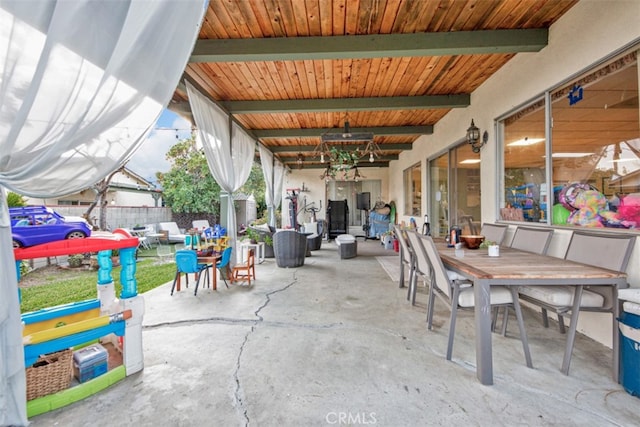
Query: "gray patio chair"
517 230 636 374
498 226 554 335
414 232 533 368
307 220 324 251
405 229 469 313
405 230 433 307
480 223 508 245
392 225 415 298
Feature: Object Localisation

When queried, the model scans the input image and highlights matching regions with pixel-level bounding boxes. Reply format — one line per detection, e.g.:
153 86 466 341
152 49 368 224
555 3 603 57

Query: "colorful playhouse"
13 229 145 417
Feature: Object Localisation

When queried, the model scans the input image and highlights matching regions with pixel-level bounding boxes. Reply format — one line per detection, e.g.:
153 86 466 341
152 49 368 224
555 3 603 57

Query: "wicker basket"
26 349 73 401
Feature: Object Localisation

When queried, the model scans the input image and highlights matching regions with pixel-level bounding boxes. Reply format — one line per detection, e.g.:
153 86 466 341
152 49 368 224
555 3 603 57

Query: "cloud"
127 111 191 184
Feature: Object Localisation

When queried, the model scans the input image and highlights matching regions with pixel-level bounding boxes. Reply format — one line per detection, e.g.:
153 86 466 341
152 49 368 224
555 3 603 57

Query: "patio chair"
156 243 173 262
405 230 470 309
480 223 508 245
498 226 554 335
392 225 416 300
306 220 324 251
171 250 211 296
517 230 636 374
413 232 532 368
231 248 255 285
215 247 233 288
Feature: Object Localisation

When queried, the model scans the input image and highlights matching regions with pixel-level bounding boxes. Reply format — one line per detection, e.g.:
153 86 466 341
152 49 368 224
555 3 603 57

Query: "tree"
156 137 221 214
6 192 26 207
84 166 123 230
237 163 266 218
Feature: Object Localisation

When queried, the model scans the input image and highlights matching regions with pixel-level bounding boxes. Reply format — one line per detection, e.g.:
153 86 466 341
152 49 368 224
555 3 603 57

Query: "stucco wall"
385 0 640 347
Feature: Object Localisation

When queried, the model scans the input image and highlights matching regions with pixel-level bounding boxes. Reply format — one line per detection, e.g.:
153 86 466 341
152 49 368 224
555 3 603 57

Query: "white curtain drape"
185 82 255 254
258 145 285 228
0 1 205 425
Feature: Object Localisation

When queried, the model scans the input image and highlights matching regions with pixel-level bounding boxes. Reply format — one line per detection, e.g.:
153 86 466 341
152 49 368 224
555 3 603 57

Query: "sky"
126 109 192 185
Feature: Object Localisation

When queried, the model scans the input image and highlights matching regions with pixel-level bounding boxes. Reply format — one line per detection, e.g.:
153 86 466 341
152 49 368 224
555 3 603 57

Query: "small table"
174 254 221 292
198 255 221 290
240 241 265 264
146 233 163 248
130 229 150 250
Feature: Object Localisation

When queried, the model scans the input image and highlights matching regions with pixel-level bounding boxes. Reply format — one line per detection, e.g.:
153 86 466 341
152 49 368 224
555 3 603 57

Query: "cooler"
73 343 108 383
619 301 640 397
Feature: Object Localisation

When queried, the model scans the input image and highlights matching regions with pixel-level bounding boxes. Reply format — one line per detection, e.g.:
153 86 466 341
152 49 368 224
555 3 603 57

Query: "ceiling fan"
321 120 374 143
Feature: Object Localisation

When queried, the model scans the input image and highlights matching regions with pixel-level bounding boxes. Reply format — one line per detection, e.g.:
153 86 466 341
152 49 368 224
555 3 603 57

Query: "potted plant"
68 254 84 268
480 240 499 256
244 227 260 244
244 227 273 246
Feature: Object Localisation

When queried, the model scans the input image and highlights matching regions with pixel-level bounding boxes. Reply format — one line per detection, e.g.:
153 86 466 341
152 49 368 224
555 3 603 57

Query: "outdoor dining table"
435 241 628 386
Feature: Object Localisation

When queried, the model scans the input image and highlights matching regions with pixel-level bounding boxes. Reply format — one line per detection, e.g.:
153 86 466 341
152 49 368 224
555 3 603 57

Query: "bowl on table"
461 235 485 249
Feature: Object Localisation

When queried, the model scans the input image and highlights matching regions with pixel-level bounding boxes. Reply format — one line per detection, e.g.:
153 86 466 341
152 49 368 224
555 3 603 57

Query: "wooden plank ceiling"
171 0 578 169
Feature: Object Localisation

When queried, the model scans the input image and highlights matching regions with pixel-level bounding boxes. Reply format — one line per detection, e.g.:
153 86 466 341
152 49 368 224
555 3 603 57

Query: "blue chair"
215 247 233 288
171 249 211 296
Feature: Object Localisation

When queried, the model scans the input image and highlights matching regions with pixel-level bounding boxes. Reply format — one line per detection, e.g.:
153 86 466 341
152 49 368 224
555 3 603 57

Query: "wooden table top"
436 243 626 282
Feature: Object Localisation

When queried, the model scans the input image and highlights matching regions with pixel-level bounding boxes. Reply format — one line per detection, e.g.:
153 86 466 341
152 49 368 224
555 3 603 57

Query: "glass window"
430 153 448 237
501 98 547 223
500 48 639 230
550 52 639 228
404 163 421 216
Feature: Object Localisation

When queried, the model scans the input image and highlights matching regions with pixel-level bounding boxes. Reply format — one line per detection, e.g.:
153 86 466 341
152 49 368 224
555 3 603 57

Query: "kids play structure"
13 229 144 417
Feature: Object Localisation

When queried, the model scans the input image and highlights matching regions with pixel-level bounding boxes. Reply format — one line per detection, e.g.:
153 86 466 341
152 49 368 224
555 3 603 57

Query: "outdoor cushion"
619 289 640 305
158 222 187 243
518 285 604 308
623 301 640 316
457 285 513 308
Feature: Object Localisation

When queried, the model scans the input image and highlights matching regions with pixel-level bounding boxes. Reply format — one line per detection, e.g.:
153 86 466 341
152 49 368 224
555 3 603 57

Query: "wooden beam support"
191 29 548 63
254 126 432 138
223 95 469 114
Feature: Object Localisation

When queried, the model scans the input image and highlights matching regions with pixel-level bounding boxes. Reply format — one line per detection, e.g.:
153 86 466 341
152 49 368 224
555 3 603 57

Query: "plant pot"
68 257 83 268
488 245 500 257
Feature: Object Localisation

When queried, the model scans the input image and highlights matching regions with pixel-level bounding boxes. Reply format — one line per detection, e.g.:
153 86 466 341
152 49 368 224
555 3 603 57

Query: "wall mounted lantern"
466 119 489 153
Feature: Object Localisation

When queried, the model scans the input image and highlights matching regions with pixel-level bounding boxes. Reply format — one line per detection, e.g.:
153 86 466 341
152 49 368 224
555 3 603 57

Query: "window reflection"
501 48 639 230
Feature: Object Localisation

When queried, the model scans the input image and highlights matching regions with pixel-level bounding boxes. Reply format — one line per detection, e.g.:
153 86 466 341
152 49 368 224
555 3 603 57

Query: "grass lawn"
19 247 177 313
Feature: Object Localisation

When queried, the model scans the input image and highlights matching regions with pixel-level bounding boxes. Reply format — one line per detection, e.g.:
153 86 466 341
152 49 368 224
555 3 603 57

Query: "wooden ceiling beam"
254 126 432 138
283 161 393 169
190 29 548 63
222 95 469 114
270 144 412 153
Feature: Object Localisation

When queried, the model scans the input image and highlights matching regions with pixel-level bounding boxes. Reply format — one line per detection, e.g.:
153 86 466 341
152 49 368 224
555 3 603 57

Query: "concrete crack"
234 274 300 426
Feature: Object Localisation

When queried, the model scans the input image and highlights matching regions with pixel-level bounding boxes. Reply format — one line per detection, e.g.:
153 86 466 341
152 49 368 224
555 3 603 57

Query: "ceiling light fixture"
466 119 489 153
314 115 378 181
296 152 304 169
508 137 544 147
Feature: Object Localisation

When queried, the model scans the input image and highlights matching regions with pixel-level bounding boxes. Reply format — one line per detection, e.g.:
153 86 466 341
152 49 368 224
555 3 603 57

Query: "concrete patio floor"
29 239 640 426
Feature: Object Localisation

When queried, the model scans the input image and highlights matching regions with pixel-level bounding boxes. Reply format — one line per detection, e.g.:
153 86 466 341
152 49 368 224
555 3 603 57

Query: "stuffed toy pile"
553 182 638 228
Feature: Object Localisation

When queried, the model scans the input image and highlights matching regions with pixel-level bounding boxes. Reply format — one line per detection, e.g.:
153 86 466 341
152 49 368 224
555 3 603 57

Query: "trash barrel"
619 303 640 397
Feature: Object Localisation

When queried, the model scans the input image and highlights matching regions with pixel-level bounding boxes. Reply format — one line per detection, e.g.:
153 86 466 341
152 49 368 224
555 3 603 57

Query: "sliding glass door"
429 142 481 237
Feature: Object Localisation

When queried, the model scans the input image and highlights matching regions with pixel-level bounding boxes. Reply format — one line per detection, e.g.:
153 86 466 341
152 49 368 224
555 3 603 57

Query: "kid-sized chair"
171 250 210 296
231 248 255 285
215 247 233 288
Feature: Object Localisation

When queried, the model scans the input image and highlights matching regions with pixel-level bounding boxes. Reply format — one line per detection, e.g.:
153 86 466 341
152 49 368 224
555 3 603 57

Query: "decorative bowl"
461 235 485 249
